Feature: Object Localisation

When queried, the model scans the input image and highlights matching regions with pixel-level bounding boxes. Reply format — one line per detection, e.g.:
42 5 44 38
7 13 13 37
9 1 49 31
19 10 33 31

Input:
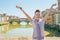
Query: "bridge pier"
9 21 13 24
26 21 29 24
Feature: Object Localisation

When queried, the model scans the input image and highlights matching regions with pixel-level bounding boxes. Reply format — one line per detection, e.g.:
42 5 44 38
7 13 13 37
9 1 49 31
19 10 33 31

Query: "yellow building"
42 9 56 25
3 13 7 22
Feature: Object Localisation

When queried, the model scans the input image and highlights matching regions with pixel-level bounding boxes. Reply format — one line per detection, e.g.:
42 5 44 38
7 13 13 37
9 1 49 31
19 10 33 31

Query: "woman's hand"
16 5 22 9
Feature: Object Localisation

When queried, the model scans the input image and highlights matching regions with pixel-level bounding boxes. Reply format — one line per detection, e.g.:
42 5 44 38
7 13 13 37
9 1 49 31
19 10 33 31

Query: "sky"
0 0 57 18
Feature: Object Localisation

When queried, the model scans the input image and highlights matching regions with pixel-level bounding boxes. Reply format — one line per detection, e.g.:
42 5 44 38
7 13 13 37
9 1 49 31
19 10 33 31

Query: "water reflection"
0 27 33 37
0 22 32 37
6 28 33 37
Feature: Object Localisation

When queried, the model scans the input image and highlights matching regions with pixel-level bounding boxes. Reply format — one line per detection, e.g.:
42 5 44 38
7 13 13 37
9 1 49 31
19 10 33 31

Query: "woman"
16 5 51 40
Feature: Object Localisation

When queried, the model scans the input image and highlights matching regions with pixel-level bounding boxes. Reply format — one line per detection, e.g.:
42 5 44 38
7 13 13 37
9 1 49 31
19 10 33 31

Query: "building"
42 9 56 25
55 10 60 25
0 14 3 22
0 13 20 22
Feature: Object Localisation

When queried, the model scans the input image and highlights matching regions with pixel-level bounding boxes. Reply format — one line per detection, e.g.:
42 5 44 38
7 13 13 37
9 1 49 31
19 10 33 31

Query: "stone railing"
0 37 32 40
0 37 60 40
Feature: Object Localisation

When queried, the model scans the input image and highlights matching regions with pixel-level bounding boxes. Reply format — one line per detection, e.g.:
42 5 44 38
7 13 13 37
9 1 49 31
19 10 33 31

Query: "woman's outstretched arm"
43 12 50 23
43 11 55 23
16 5 32 23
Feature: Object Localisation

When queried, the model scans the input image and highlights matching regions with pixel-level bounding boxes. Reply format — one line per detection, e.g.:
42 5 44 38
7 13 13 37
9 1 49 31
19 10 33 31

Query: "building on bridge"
0 13 30 24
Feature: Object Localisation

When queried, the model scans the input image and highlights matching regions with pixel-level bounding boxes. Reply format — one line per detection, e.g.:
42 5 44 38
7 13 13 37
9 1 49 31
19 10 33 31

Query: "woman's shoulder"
39 18 43 22
39 19 44 24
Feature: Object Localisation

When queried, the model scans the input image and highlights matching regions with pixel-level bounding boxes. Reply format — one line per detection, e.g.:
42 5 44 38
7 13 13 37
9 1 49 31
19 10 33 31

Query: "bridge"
0 14 30 24
7 18 30 24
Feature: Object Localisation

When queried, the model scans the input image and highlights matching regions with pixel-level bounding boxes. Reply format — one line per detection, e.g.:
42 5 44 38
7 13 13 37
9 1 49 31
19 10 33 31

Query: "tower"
58 0 60 10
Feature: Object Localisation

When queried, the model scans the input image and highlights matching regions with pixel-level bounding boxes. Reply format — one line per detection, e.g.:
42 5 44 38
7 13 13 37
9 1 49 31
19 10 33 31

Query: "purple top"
32 19 44 40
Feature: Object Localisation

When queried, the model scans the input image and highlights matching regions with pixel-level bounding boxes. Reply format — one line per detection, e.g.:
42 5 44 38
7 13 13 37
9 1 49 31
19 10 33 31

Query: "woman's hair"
35 9 40 13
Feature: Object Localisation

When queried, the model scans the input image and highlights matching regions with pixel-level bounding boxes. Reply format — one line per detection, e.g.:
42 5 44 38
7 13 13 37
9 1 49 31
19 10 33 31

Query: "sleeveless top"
32 19 44 39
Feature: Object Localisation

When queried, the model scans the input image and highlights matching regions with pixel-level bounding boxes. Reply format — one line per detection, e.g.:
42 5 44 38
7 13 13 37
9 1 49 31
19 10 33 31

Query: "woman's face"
35 12 40 19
